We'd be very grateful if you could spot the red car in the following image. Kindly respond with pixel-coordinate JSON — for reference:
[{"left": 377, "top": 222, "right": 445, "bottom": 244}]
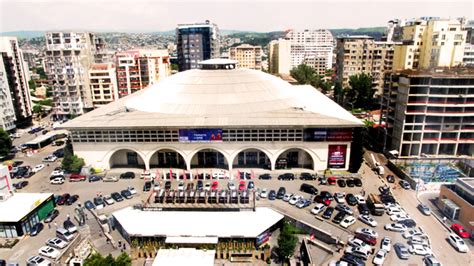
[
  {"left": 451, "top": 223, "right": 470, "bottom": 238},
  {"left": 239, "top": 181, "right": 246, "bottom": 191},
  {"left": 69, "top": 173, "right": 86, "bottom": 182},
  {"left": 328, "top": 177, "right": 337, "bottom": 185},
  {"left": 211, "top": 181, "right": 219, "bottom": 191}
]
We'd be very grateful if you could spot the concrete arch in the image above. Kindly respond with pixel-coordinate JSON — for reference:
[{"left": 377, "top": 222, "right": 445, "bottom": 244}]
[
  {"left": 273, "top": 146, "right": 321, "bottom": 171},
  {"left": 230, "top": 146, "right": 273, "bottom": 169},
  {"left": 105, "top": 146, "right": 147, "bottom": 170},
  {"left": 188, "top": 146, "right": 232, "bottom": 171},
  {"left": 146, "top": 146, "right": 188, "bottom": 170}
]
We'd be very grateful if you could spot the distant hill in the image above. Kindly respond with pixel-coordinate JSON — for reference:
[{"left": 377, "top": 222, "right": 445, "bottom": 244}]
[
  {"left": 329, "top": 27, "right": 386, "bottom": 40},
  {"left": 0, "top": 31, "right": 45, "bottom": 38}
]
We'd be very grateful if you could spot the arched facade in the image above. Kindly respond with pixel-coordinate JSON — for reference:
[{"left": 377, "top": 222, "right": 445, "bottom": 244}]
[
  {"left": 148, "top": 148, "right": 187, "bottom": 169},
  {"left": 273, "top": 147, "right": 318, "bottom": 170},
  {"left": 188, "top": 147, "right": 231, "bottom": 170},
  {"left": 108, "top": 148, "right": 146, "bottom": 169},
  {"left": 231, "top": 148, "right": 272, "bottom": 169}
]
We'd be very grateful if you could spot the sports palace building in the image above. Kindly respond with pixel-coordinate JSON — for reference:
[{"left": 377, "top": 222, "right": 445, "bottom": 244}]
[{"left": 61, "top": 59, "right": 362, "bottom": 173}]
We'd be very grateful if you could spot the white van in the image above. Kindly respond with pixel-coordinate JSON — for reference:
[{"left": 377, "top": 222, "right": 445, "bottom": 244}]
[{"left": 56, "top": 227, "right": 75, "bottom": 242}]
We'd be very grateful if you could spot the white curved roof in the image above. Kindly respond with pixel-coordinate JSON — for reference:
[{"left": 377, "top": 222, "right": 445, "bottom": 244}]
[{"left": 62, "top": 69, "right": 362, "bottom": 129}]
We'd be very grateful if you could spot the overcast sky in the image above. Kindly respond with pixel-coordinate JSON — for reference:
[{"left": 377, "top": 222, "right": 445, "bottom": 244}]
[{"left": 0, "top": 0, "right": 472, "bottom": 32}]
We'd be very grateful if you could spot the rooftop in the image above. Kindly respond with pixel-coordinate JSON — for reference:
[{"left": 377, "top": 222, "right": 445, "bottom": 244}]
[
  {"left": 61, "top": 69, "right": 362, "bottom": 129},
  {"left": 112, "top": 207, "right": 283, "bottom": 238},
  {"left": 152, "top": 248, "right": 215, "bottom": 266},
  {"left": 397, "top": 67, "right": 474, "bottom": 77},
  {"left": 0, "top": 193, "right": 53, "bottom": 222}
]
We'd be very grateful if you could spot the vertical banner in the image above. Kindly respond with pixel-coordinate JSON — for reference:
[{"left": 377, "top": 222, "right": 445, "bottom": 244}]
[{"left": 327, "top": 145, "right": 347, "bottom": 169}]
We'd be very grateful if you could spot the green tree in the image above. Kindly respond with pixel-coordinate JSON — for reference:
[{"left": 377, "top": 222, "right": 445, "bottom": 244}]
[
  {"left": 0, "top": 129, "right": 12, "bottom": 157},
  {"left": 36, "top": 67, "right": 47, "bottom": 79},
  {"left": 46, "top": 86, "right": 53, "bottom": 98},
  {"left": 84, "top": 252, "right": 131, "bottom": 266},
  {"left": 348, "top": 73, "right": 373, "bottom": 109},
  {"left": 62, "top": 143, "right": 85, "bottom": 173},
  {"left": 33, "top": 104, "right": 43, "bottom": 114},
  {"left": 28, "top": 79, "right": 36, "bottom": 91},
  {"left": 334, "top": 80, "right": 344, "bottom": 106},
  {"left": 277, "top": 222, "right": 298, "bottom": 259},
  {"left": 319, "top": 81, "right": 332, "bottom": 94},
  {"left": 171, "top": 63, "right": 178, "bottom": 71},
  {"left": 38, "top": 99, "right": 53, "bottom": 106},
  {"left": 290, "top": 64, "right": 317, "bottom": 85},
  {"left": 115, "top": 252, "right": 132, "bottom": 266}
]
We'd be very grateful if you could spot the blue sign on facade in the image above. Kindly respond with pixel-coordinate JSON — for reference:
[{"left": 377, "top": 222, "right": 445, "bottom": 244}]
[{"left": 178, "top": 128, "right": 223, "bottom": 142}]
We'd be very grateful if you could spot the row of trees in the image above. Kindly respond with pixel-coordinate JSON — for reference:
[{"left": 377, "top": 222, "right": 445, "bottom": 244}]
[
  {"left": 84, "top": 252, "right": 131, "bottom": 266},
  {"left": 290, "top": 64, "right": 375, "bottom": 110},
  {"left": 0, "top": 129, "right": 12, "bottom": 158}
]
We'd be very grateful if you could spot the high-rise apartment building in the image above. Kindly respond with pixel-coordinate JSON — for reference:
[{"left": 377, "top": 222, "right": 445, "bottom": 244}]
[
  {"left": 88, "top": 63, "right": 119, "bottom": 108},
  {"left": 392, "top": 18, "right": 467, "bottom": 70},
  {"left": 229, "top": 44, "right": 262, "bottom": 70},
  {"left": 336, "top": 36, "right": 396, "bottom": 94},
  {"left": 44, "top": 32, "right": 99, "bottom": 117},
  {"left": 0, "top": 37, "right": 32, "bottom": 128},
  {"left": 463, "top": 20, "right": 474, "bottom": 66},
  {"left": 268, "top": 29, "right": 334, "bottom": 76},
  {"left": 0, "top": 60, "right": 16, "bottom": 131},
  {"left": 176, "top": 20, "right": 220, "bottom": 71},
  {"left": 381, "top": 68, "right": 474, "bottom": 158},
  {"left": 116, "top": 49, "right": 170, "bottom": 97}
]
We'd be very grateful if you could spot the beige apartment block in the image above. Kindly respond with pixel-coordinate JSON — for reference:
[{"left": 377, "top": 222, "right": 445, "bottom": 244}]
[
  {"left": 229, "top": 44, "right": 262, "bottom": 70},
  {"left": 393, "top": 18, "right": 466, "bottom": 70},
  {"left": 89, "top": 63, "right": 119, "bottom": 108}
]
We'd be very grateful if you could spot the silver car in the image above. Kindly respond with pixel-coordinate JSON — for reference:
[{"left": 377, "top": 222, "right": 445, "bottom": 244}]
[
  {"left": 418, "top": 204, "right": 431, "bottom": 216},
  {"left": 394, "top": 243, "right": 410, "bottom": 260}
]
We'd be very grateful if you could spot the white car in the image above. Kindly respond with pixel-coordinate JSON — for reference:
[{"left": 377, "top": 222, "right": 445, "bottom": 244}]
[
  {"left": 384, "top": 202, "right": 400, "bottom": 210},
  {"left": 380, "top": 236, "right": 391, "bottom": 253},
  {"left": 127, "top": 186, "right": 137, "bottom": 195},
  {"left": 212, "top": 172, "right": 227, "bottom": 179},
  {"left": 340, "top": 216, "right": 356, "bottom": 228},
  {"left": 390, "top": 213, "right": 410, "bottom": 222},
  {"left": 26, "top": 256, "right": 51, "bottom": 266},
  {"left": 348, "top": 237, "right": 372, "bottom": 253},
  {"left": 328, "top": 260, "right": 349, "bottom": 266},
  {"left": 51, "top": 169, "right": 64, "bottom": 176},
  {"left": 104, "top": 195, "right": 115, "bottom": 205},
  {"left": 204, "top": 182, "right": 211, "bottom": 191},
  {"left": 227, "top": 182, "right": 236, "bottom": 190},
  {"left": 311, "top": 203, "right": 326, "bottom": 215},
  {"left": 260, "top": 188, "right": 268, "bottom": 198},
  {"left": 384, "top": 223, "right": 407, "bottom": 232},
  {"left": 50, "top": 177, "right": 64, "bottom": 184},
  {"left": 356, "top": 227, "right": 379, "bottom": 238},
  {"left": 408, "top": 244, "right": 432, "bottom": 256},
  {"left": 177, "top": 182, "right": 185, "bottom": 191},
  {"left": 38, "top": 246, "right": 61, "bottom": 259},
  {"left": 355, "top": 195, "right": 366, "bottom": 204},
  {"left": 408, "top": 237, "right": 430, "bottom": 247},
  {"left": 403, "top": 229, "right": 424, "bottom": 239},
  {"left": 447, "top": 233, "right": 468, "bottom": 253},
  {"left": 289, "top": 195, "right": 302, "bottom": 205},
  {"left": 43, "top": 155, "right": 58, "bottom": 162},
  {"left": 32, "top": 164, "right": 45, "bottom": 173},
  {"left": 283, "top": 193, "right": 292, "bottom": 202},
  {"left": 334, "top": 192, "right": 346, "bottom": 203},
  {"left": 344, "top": 246, "right": 370, "bottom": 260},
  {"left": 372, "top": 249, "right": 387, "bottom": 265},
  {"left": 387, "top": 206, "right": 406, "bottom": 216},
  {"left": 358, "top": 214, "right": 378, "bottom": 227},
  {"left": 46, "top": 237, "right": 68, "bottom": 249}
]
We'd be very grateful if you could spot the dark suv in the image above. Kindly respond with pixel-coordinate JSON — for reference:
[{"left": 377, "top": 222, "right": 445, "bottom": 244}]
[
  {"left": 300, "top": 183, "right": 318, "bottom": 195},
  {"left": 300, "top": 172, "right": 316, "bottom": 180},
  {"left": 278, "top": 173, "right": 295, "bottom": 180},
  {"left": 120, "top": 172, "right": 135, "bottom": 179},
  {"left": 276, "top": 187, "right": 286, "bottom": 199}
]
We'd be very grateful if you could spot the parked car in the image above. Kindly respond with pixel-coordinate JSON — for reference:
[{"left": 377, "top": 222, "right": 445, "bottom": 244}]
[
  {"left": 327, "top": 177, "right": 337, "bottom": 185},
  {"left": 283, "top": 193, "right": 292, "bottom": 202},
  {"left": 423, "top": 255, "right": 442, "bottom": 266},
  {"left": 346, "top": 178, "right": 355, "bottom": 187},
  {"left": 373, "top": 249, "right": 387, "bottom": 265},
  {"left": 386, "top": 175, "right": 395, "bottom": 183},
  {"left": 300, "top": 172, "right": 316, "bottom": 180},
  {"left": 43, "top": 155, "right": 58, "bottom": 162},
  {"left": 238, "top": 181, "right": 246, "bottom": 191},
  {"left": 417, "top": 204, "right": 431, "bottom": 216},
  {"left": 384, "top": 223, "right": 407, "bottom": 232},
  {"left": 314, "top": 195, "right": 331, "bottom": 206},
  {"left": 69, "top": 173, "right": 86, "bottom": 182},
  {"left": 13, "top": 181, "right": 28, "bottom": 189},
  {"left": 380, "top": 236, "right": 391, "bottom": 252},
  {"left": 340, "top": 216, "right": 356, "bottom": 228},
  {"left": 337, "top": 179, "right": 347, "bottom": 187},
  {"left": 322, "top": 207, "right": 335, "bottom": 219},
  {"left": 268, "top": 190, "right": 276, "bottom": 200},
  {"left": 334, "top": 192, "right": 346, "bottom": 204},
  {"left": 84, "top": 200, "right": 95, "bottom": 210},
  {"left": 258, "top": 173, "right": 272, "bottom": 180},
  {"left": 353, "top": 178, "right": 363, "bottom": 187},
  {"left": 451, "top": 223, "right": 470, "bottom": 238},
  {"left": 340, "top": 254, "right": 365, "bottom": 266},
  {"left": 50, "top": 176, "right": 65, "bottom": 184},
  {"left": 44, "top": 210, "right": 59, "bottom": 223},
  {"left": 356, "top": 227, "right": 379, "bottom": 238},
  {"left": 394, "top": 243, "right": 410, "bottom": 260},
  {"left": 197, "top": 180, "right": 203, "bottom": 190},
  {"left": 102, "top": 175, "right": 119, "bottom": 182},
  {"left": 278, "top": 173, "right": 295, "bottom": 180},
  {"left": 355, "top": 233, "right": 377, "bottom": 246},
  {"left": 32, "top": 164, "right": 45, "bottom": 173},
  {"left": 333, "top": 211, "right": 346, "bottom": 224},
  {"left": 63, "top": 220, "right": 77, "bottom": 233},
  {"left": 346, "top": 194, "right": 358, "bottom": 206},
  {"left": 88, "top": 175, "right": 102, "bottom": 182},
  {"left": 295, "top": 198, "right": 311, "bottom": 208},
  {"left": 104, "top": 195, "right": 115, "bottom": 205},
  {"left": 276, "top": 187, "right": 286, "bottom": 199},
  {"left": 38, "top": 246, "right": 61, "bottom": 259},
  {"left": 344, "top": 246, "right": 370, "bottom": 260},
  {"left": 30, "top": 223, "right": 44, "bottom": 236},
  {"left": 247, "top": 181, "right": 255, "bottom": 190},
  {"left": 400, "top": 218, "right": 417, "bottom": 228},
  {"left": 143, "top": 181, "right": 152, "bottom": 192},
  {"left": 358, "top": 214, "right": 378, "bottom": 227},
  {"left": 120, "top": 189, "right": 132, "bottom": 199},
  {"left": 348, "top": 237, "right": 372, "bottom": 253},
  {"left": 300, "top": 183, "right": 318, "bottom": 195},
  {"left": 358, "top": 203, "right": 370, "bottom": 215},
  {"left": 65, "top": 195, "right": 79, "bottom": 205},
  {"left": 447, "top": 233, "right": 468, "bottom": 252},
  {"left": 408, "top": 244, "right": 433, "bottom": 256},
  {"left": 26, "top": 256, "right": 51, "bottom": 266},
  {"left": 93, "top": 197, "right": 105, "bottom": 209},
  {"left": 120, "top": 172, "right": 135, "bottom": 179},
  {"left": 46, "top": 237, "right": 68, "bottom": 249},
  {"left": 57, "top": 193, "right": 71, "bottom": 205},
  {"left": 311, "top": 203, "right": 326, "bottom": 215},
  {"left": 399, "top": 180, "right": 411, "bottom": 189}
]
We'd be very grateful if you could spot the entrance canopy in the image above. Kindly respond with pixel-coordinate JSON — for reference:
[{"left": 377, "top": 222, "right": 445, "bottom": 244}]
[
  {"left": 165, "top": 236, "right": 218, "bottom": 244},
  {"left": 113, "top": 207, "right": 283, "bottom": 238},
  {"left": 153, "top": 248, "right": 215, "bottom": 266}
]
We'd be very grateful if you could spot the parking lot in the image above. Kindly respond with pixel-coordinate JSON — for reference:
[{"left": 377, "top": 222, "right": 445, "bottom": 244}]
[{"left": 0, "top": 130, "right": 472, "bottom": 265}]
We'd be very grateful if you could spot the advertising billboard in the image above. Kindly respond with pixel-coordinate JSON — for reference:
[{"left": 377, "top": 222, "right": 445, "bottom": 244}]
[
  {"left": 304, "top": 128, "right": 352, "bottom": 142},
  {"left": 178, "top": 128, "right": 223, "bottom": 142},
  {"left": 327, "top": 145, "right": 347, "bottom": 169}
]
